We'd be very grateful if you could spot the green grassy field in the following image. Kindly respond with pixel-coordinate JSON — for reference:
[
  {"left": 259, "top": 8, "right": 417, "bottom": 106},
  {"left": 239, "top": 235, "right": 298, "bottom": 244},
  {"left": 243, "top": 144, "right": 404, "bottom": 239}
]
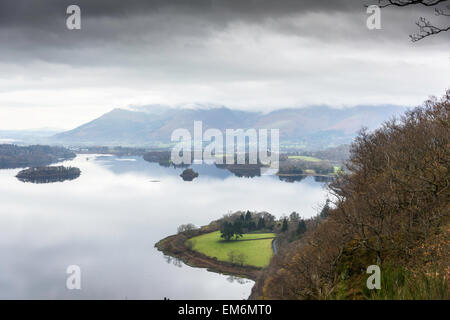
[
  {"left": 188, "top": 231, "right": 275, "bottom": 268},
  {"left": 333, "top": 165, "right": 343, "bottom": 174},
  {"left": 287, "top": 155, "right": 321, "bottom": 162}
]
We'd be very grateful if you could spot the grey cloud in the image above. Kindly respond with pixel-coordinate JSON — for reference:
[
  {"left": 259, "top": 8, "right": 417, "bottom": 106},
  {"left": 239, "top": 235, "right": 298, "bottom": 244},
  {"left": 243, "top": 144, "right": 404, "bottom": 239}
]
[
  {"left": 0, "top": 0, "right": 448, "bottom": 130},
  {"left": 0, "top": 0, "right": 360, "bottom": 25},
  {"left": 1, "top": 0, "right": 446, "bottom": 67}
]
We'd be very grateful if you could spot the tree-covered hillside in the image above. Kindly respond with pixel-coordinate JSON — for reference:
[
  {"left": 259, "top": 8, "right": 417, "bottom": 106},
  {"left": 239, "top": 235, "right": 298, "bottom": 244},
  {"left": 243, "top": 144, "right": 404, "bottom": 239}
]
[
  {"left": 252, "top": 91, "right": 449, "bottom": 300},
  {"left": 0, "top": 144, "right": 75, "bottom": 169}
]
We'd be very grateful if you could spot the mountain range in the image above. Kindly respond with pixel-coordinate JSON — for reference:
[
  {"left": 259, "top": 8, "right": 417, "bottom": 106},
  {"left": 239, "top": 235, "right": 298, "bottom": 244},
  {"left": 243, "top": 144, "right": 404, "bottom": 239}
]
[
  {"left": 50, "top": 104, "right": 408, "bottom": 149},
  {"left": 0, "top": 104, "right": 409, "bottom": 150}
]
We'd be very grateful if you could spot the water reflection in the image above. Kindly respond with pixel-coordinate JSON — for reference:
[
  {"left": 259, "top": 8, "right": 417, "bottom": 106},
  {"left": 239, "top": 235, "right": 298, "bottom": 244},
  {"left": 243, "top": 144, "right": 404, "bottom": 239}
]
[
  {"left": 278, "top": 175, "right": 307, "bottom": 183},
  {"left": 226, "top": 276, "right": 250, "bottom": 285},
  {"left": 0, "top": 155, "right": 329, "bottom": 299},
  {"left": 164, "top": 255, "right": 183, "bottom": 268}
]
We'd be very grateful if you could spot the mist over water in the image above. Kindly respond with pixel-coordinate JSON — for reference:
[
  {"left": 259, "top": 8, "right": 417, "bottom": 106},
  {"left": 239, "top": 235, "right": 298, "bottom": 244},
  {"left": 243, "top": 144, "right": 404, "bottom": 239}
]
[{"left": 0, "top": 155, "right": 329, "bottom": 299}]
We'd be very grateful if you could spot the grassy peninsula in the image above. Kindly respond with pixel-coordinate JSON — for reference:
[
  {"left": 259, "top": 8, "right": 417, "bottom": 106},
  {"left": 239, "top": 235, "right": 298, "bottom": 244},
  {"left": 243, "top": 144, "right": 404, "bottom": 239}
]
[
  {"left": 155, "top": 211, "right": 282, "bottom": 280},
  {"left": 188, "top": 231, "right": 275, "bottom": 268}
]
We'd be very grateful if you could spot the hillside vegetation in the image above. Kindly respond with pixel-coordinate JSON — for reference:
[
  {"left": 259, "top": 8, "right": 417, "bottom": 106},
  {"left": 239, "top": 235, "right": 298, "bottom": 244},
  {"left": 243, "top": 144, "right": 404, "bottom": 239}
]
[
  {"left": 252, "top": 91, "right": 449, "bottom": 300},
  {"left": 0, "top": 144, "right": 75, "bottom": 169}
]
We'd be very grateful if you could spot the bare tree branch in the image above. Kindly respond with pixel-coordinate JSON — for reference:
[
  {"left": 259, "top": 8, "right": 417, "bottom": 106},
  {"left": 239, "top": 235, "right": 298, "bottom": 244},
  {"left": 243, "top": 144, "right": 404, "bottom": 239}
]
[
  {"left": 375, "top": 0, "right": 450, "bottom": 41},
  {"left": 410, "top": 16, "right": 450, "bottom": 41},
  {"left": 377, "top": 0, "right": 448, "bottom": 8}
]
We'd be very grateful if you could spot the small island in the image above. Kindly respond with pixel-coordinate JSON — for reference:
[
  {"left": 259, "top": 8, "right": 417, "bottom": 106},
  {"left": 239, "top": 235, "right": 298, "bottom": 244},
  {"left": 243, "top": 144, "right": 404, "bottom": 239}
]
[
  {"left": 16, "top": 166, "right": 81, "bottom": 183},
  {"left": 215, "top": 163, "right": 263, "bottom": 178},
  {"left": 141, "top": 149, "right": 344, "bottom": 180},
  {"left": 143, "top": 151, "right": 190, "bottom": 168},
  {"left": 180, "top": 168, "right": 199, "bottom": 181}
]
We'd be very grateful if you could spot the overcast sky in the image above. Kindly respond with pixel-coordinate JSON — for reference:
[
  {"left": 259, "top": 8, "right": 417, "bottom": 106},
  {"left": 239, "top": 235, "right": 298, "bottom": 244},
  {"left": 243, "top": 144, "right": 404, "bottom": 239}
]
[{"left": 0, "top": 0, "right": 449, "bottom": 130}]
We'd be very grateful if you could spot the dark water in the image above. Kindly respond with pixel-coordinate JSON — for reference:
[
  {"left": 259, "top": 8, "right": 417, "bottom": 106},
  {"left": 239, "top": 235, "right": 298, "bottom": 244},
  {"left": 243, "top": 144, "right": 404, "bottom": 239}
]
[{"left": 0, "top": 155, "right": 329, "bottom": 299}]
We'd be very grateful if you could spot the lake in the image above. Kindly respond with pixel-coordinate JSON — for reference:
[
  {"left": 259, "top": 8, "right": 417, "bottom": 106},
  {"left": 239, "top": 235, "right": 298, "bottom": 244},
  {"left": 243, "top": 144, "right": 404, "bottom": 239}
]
[{"left": 0, "top": 155, "right": 329, "bottom": 299}]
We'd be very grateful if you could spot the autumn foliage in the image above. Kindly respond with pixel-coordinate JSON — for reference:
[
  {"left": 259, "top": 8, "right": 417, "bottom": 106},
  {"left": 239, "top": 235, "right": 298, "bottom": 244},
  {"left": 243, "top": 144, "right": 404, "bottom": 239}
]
[{"left": 252, "top": 91, "right": 449, "bottom": 300}]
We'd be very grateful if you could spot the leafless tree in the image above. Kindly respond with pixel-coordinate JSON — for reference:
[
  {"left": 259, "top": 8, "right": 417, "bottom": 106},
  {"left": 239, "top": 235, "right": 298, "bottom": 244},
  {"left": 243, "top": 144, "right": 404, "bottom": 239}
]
[{"left": 376, "top": 0, "right": 450, "bottom": 41}]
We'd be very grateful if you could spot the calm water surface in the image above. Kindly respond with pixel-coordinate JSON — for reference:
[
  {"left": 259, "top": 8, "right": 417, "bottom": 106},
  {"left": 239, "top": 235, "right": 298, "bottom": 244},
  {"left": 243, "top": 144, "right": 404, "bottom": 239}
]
[{"left": 0, "top": 155, "right": 329, "bottom": 299}]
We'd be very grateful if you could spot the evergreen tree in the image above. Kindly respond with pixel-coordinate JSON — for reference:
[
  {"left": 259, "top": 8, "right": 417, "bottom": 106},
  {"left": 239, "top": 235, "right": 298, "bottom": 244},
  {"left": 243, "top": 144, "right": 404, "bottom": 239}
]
[
  {"left": 245, "top": 210, "right": 252, "bottom": 222},
  {"left": 320, "top": 199, "right": 331, "bottom": 219},
  {"left": 220, "top": 220, "right": 244, "bottom": 241},
  {"left": 220, "top": 221, "right": 234, "bottom": 241},
  {"left": 232, "top": 221, "right": 243, "bottom": 239},
  {"left": 296, "top": 219, "right": 307, "bottom": 236},
  {"left": 244, "top": 210, "right": 253, "bottom": 230},
  {"left": 257, "top": 217, "right": 265, "bottom": 230},
  {"left": 281, "top": 218, "right": 288, "bottom": 232}
]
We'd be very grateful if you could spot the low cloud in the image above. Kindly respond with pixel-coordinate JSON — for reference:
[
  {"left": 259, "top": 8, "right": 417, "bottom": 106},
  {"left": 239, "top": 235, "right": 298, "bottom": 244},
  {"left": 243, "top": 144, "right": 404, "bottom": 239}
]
[{"left": 0, "top": 0, "right": 449, "bottom": 129}]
